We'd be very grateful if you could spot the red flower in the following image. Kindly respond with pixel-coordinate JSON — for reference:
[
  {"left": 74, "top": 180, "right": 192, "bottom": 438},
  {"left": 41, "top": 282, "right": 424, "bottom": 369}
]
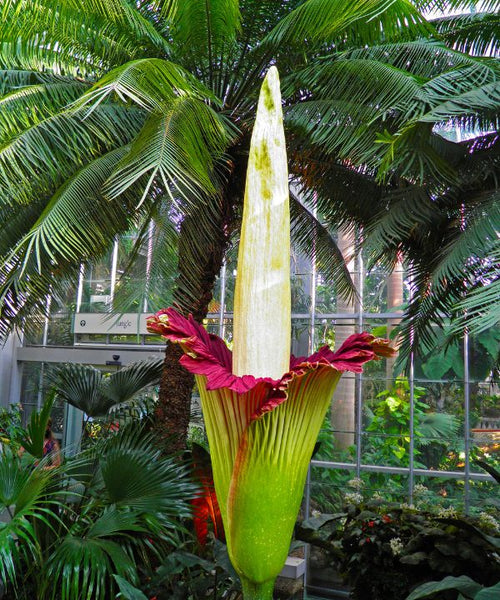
[
  {"left": 147, "top": 308, "right": 396, "bottom": 421},
  {"left": 382, "top": 514, "right": 392, "bottom": 523},
  {"left": 367, "top": 520, "right": 375, "bottom": 527},
  {"left": 191, "top": 444, "right": 225, "bottom": 546}
]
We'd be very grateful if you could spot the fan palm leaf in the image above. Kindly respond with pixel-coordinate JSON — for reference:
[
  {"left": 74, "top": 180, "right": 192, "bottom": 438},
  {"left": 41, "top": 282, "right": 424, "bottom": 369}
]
[
  {"left": 99, "top": 432, "right": 194, "bottom": 518},
  {"left": 0, "top": 459, "right": 61, "bottom": 592},
  {"left": 46, "top": 536, "right": 136, "bottom": 600},
  {"left": 48, "top": 359, "right": 163, "bottom": 417}
]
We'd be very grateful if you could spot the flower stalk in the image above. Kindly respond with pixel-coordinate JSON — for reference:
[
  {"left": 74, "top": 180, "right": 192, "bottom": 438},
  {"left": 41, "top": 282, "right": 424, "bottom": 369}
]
[
  {"left": 233, "top": 66, "right": 291, "bottom": 380},
  {"left": 148, "top": 67, "right": 395, "bottom": 600}
]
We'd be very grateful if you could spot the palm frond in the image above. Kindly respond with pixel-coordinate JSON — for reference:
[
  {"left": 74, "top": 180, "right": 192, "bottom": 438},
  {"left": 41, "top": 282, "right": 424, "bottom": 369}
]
[
  {"left": 265, "top": 0, "right": 434, "bottom": 49},
  {"left": 168, "top": 0, "right": 241, "bottom": 63},
  {"left": 112, "top": 212, "right": 179, "bottom": 315},
  {"left": 105, "top": 98, "right": 233, "bottom": 203},
  {"left": 0, "top": 69, "right": 67, "bottom": 96},
  {"left": 376, "top": 122, "right": 464, "bottom": 183},
  {"left": 418, "top": 412, "right": 460, "bottom": 444},
  {"left": 46, "top": 536, "right": 136, "bottom": 600},
  {"left": 289, "top": 192, "right": 357, "bottom": 303},
  {"left": 49, "top": 359, "right": 162, "bottom": 417},
  {"left": 0, "top": 0, "right": 169, "bottom": 74},
  {"left": 364, "top": 186, "right": 439, "bottom": 261},
  {"left": 0, "top": 81, "right": 89, "bottom": 140},
  {"left": 432, "top": 192, "right": 500, "bottom": 285},
  {"left": 452, "top": 267, "right": 500, "bottom": 335},
  {"left": 0, "top": 148, "right": 143, "bottom": 341},
  {"left": 78, "top": 58, "right": 218, "bottom": 114},
  {"left": 0, "top": 459, "right": 59, "bottom": 592},
  {"left": 0, "top": 104, "right": 144, "bottom": 206},
  {"left": 101, "top": 359, "right": 163, "bottom": 405},
  {"left": 18, "top": 396, "right": 55, "bottom": 459},
  {"left": 48, "top": 364, "right": 106, "bottom": 417},
  {"left": 4, "top": 147, "right": 131, "bottom": 274},
  {"left": 392, "top": 273, "right": 461, "bottom": 370},
  {"left": 416, "top": 1, "right": 500, "bottom": 15},
  {"left": 98, "top": 427, "right": 195, "bottom": 518},
  {"left": 432, "top": 12, "right": 500, "bottom": 57},
  {"left": 287, "top": 58, "right": 425, "bottom": 122},
  {"left": 339, "top": 39, "right": 490, "bottom": 78},
  {"left": 289, "top": 153, "right": 384, "bottom": 229}
]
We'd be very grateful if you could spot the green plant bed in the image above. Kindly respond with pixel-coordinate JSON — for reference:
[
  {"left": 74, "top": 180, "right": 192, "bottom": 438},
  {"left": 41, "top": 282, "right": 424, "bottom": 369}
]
[{"left": 297, "top": 502, "right": 500, "bottom": 600}]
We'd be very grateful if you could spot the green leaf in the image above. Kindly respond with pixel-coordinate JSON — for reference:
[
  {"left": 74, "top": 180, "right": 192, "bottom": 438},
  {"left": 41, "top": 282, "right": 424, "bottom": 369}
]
[
  {"left": 406, "top": 576, "right": 483, "bottom": 600},
  {"left": 476, "top": 582, "right": 500, "bottom": 600},
  {"left": 113, "top": 575, "right": 148, "bottom": 600},
  {"left": 18, "top": 395, "right": 55, "bottom": 459}
]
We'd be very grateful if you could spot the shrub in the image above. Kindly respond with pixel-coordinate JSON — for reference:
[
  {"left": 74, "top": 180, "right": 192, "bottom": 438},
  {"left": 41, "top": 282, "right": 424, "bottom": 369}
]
[{"left": 297, "top": 501, "right": 500, "bottom": 600}]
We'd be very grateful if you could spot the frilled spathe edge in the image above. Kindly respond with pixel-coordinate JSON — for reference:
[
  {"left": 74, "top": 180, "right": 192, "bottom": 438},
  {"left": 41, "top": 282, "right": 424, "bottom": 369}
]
[{"left": 147, "top": 307, "right": 395, "bottom": 399}]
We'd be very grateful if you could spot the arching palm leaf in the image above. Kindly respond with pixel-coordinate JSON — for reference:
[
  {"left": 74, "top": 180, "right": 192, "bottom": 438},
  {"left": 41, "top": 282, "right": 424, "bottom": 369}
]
[
  {"left": 433, "top": 12, "right": 500, "bottom": 57},
  {"left": 265, "top": 0, "right": 433, "bottom": 48},
  {"left": 289, "top": 192, "right": 357, "bottom": 302},
  {"left": 104, "top": 98, "right": 234, "bottom": 203},
  {"left": 0, "top": 459, "right": 60, "bottom": 592}
]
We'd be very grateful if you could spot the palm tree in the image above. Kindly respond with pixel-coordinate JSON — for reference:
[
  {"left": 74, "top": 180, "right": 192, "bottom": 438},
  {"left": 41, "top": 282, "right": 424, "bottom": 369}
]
[
  {"left": 0, "top": 0, "right": 497, "bottom": 449},
  {"left": 287, "top": 0, "right": 500, "bottom": 368},
  {"left": 48, "top": 358, "right": 163, "bottom": 418},
  {"left": 0, "top": 420, "right": 195, "bottom": 599}
]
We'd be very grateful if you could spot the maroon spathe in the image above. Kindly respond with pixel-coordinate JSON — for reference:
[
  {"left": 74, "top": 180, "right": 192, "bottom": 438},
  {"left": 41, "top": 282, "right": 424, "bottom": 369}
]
[{"left": 147, "top": 307, "right": 395, "bottom": 422}]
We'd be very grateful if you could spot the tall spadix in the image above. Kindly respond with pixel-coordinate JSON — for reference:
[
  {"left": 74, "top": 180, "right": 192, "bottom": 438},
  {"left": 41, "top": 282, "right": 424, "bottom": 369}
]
[{"left": 232, "top": 66, "right": 291, "bottom": 379}]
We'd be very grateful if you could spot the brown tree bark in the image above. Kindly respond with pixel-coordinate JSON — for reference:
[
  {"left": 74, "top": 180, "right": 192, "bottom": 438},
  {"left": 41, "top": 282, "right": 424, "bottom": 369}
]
[
  {"left": 153, "top": 203, "right": 230, "bottom": 453},
  {"left": 153, "top": 152, "right": 247, "bottom": 453},
  {"left": 386, "top": 256, "right": 404, "bottom": 381},
  {"left": 331, "top": 226, "right": 357, "bottom": 450}
]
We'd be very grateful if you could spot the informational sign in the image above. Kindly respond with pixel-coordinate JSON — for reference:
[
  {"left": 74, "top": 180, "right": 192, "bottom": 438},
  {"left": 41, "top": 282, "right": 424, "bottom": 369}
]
[{"left": 72, "top": 313, "right": 152, "bottom": 335}]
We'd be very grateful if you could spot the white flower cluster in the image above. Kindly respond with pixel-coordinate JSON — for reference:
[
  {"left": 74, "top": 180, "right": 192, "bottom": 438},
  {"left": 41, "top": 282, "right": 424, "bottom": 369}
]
[
  {"left": 372, "top": 491, "right": 384, "bottom": 501},
  {"left": 347, "top": 477, "right": 363, "bottom": 490},
  {"left": 389, "top": 537, "right": 404, "bottom": 556},
  {"left": 478, "top": 512, "right": 500, "bottom": 533},
  {"left": 400, "top": 502, "right": 415, "bottom": 510},
  {"left": 437, "top": 506, "right": 458, "bottom": 519},
  {"left": 344, "top": 492, "right": 363, "bottom": 504},
  {"left": 412, "top": 483, "right": 429, "bottom": 497}
]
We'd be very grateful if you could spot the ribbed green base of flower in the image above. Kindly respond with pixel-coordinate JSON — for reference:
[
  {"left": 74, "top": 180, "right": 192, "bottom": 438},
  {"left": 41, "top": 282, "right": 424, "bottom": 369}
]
[{"left": 241, "top": 577, "right": 275, "bottom": 600}]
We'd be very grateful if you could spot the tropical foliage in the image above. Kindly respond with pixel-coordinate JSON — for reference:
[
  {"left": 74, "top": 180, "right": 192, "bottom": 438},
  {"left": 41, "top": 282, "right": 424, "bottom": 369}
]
[
  {"left": 0, "top": 415, "right": 195, "bottom": 600},
  {"left": 0, "top": 0, "right": 498, "bottom": 442},
  {"left": 297, "top": 500, "right": 500, "bottom": 600},
  {"left": 48, "top": 358, "right": 163, "bottom": 418}
]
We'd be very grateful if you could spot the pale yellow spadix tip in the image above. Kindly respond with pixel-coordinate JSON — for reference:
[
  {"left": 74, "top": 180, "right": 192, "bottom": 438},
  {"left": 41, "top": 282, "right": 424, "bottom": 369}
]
[{"left": 232, "top": 66, "right": 291, "bottom": 379}]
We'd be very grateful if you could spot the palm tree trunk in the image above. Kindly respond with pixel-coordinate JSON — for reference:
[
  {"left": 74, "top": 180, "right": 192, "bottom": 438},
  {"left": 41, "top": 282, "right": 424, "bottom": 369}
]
[
  {"left": 331, "top": 226, "right": 357, "bottom": 450},
  {"left": 153, "top": 198, "right": 235, "bottom": 453},
  {"left": 386, "top": 256, "right": 404, "bottom": 381}
]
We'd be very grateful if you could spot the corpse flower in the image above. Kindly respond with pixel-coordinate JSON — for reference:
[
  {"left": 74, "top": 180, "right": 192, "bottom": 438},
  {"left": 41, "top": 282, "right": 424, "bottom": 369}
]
[{"left": 148, "top": 67, "right": 395, "bottom": 600}]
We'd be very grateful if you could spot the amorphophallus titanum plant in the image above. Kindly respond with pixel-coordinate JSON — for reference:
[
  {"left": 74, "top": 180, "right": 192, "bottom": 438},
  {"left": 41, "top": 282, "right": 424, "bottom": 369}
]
[{"left": 148, "top": 67, "right": 395, "bottom": 600}]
